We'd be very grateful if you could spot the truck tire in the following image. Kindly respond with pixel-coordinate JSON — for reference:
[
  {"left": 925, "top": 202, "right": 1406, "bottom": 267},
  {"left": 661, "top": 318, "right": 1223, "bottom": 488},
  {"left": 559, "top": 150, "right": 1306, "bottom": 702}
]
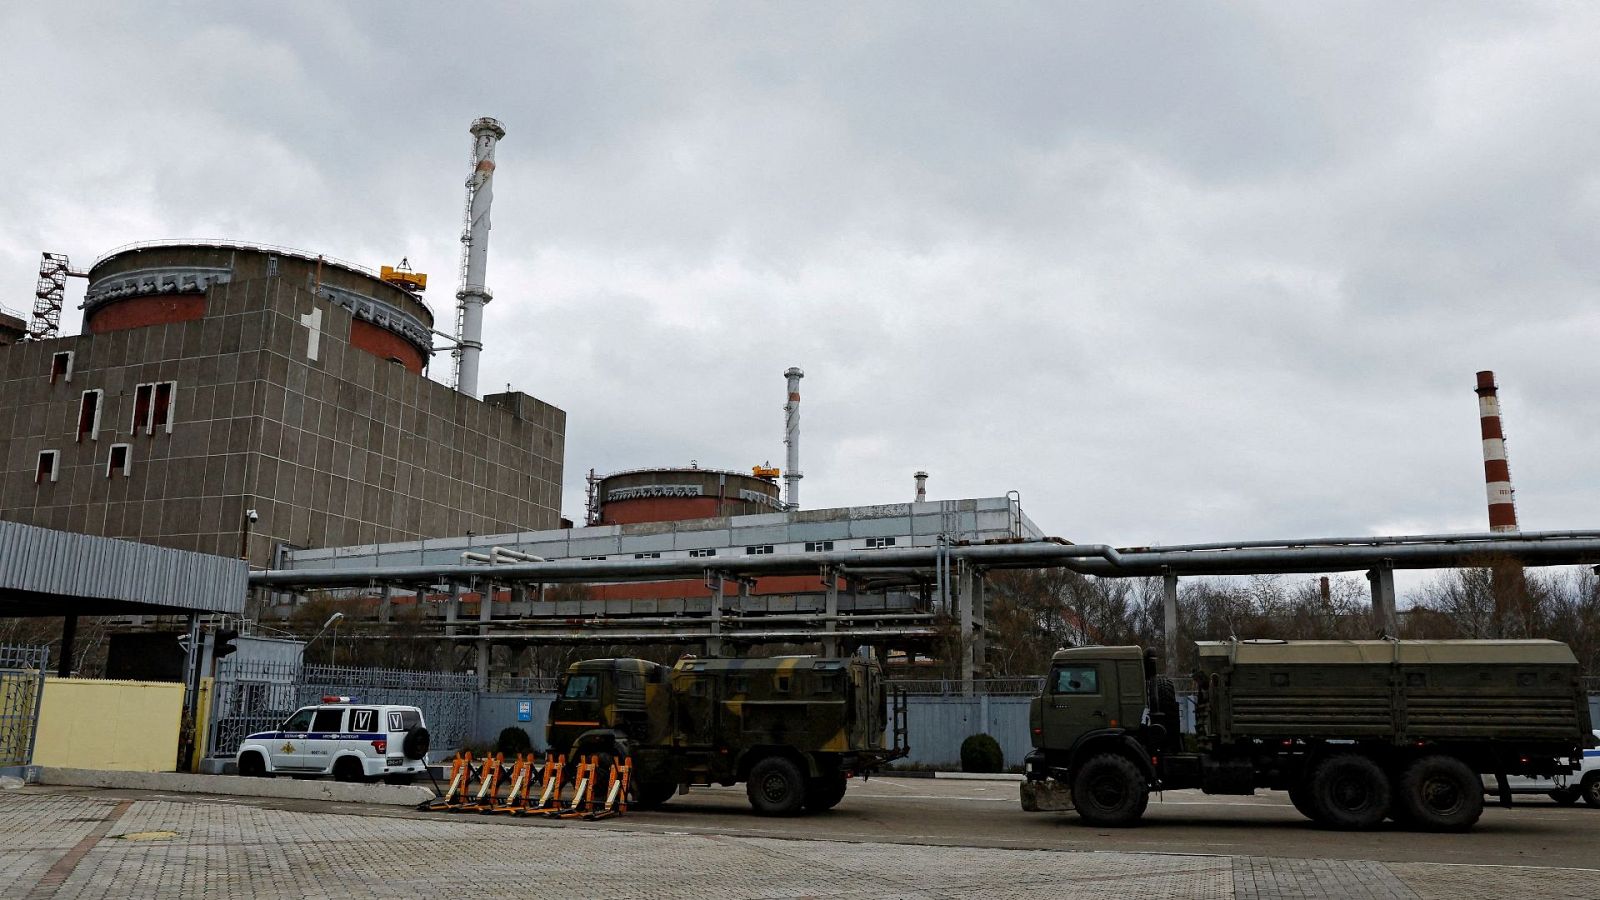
[
  {"left": 747, "top": 756, "right": 806, "bottom": 816},
  {"left": 1288, "top": 782, "right": 1319, "bottom": 821},
  {"left": 1396, "top": 755, "right": 1482, "bottom": 831},
  {"left": 633, "top": 780, "right": 677, "bottom": 810},
  {"left": 1582, "top": 774, "right": 1600, "bottom": 809},
  {"left": 804, "top": 774, "right": 848, "bottom": 812},
  {"left": 1071, "top": 753, "right": 1149, "bottom": 827},
  {"left": 1308, "top": 754, "right": 1389, "bottom": 830}
]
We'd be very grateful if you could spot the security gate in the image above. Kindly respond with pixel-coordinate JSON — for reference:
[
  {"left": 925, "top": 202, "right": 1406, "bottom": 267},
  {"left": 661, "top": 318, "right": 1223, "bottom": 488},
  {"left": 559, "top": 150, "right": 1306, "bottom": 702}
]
[
  {"left": 0, "top": 643, "right": 49, "bottom": 768},
  {"left": 208, "top": 659, "right": 477, "bottom": 759}
]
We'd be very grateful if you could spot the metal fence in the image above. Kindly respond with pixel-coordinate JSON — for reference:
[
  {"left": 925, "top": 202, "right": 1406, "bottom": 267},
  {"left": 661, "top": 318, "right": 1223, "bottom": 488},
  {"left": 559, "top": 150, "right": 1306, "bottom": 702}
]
[
  {"left": 208, "top": 659, "right": 477, "bottom": 759},
  {"left": 0, "top": 644, "right": 49, "bottom": 768}
]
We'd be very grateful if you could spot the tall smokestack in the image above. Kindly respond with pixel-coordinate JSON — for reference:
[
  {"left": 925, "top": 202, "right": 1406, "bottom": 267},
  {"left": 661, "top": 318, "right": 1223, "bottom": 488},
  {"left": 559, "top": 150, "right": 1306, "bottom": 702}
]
[
  {"left": 453, "top": 116, "right": 506, "bottom": 397},
  {"left": 783, "top": 367, "right": 804, "bottom": 510},
  {"left": 1474, "top": 370, "right": 1519, "bottom": 533},
  {"left": 914, "top": 471, "right": 928, "bottom": 502}
]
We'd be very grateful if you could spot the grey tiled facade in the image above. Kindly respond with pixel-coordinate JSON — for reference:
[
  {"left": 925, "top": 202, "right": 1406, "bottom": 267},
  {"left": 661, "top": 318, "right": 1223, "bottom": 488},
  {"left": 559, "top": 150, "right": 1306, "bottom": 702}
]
[{"left": 0, "top": 276, "right": 564, "bottom": 565}]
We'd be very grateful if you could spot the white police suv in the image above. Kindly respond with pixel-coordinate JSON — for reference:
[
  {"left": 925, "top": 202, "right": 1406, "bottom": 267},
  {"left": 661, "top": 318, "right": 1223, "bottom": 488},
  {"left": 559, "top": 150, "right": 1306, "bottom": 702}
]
[
  {"left": 1489, "top": 729, "right": 1600, "bottom": 807},
  {"left": 236, "top": 697, "right": 431, "bottom": 784}
]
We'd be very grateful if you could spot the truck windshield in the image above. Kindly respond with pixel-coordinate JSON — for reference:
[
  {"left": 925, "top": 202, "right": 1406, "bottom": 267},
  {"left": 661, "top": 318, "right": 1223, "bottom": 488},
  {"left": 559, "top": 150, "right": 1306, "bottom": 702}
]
[
  {"left": 1052, "top": 667, "right": 1098, "bottom": 694},
  {"left": 562, "top": 675, "right": 599, "bottom": 699}
]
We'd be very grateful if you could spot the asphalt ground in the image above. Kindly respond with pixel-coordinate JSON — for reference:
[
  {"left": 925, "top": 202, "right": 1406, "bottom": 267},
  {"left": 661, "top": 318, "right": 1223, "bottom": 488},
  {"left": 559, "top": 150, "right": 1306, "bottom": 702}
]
[{"left": 5, "top": 778, "right": 1597, "bottom": 898}]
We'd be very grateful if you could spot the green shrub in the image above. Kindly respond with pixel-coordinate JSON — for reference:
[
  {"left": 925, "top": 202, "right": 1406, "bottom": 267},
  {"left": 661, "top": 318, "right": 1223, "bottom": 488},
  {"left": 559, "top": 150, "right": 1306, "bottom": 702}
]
[
  {"left": 960, "top": 733, "right": 1004, "bottom": 773},
  {"left": 496, "top": 726, "right": 535, "bottom": 757}
]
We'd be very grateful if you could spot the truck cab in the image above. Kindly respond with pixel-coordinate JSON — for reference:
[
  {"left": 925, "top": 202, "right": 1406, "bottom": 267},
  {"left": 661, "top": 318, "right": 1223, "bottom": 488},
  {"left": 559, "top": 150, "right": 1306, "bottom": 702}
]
[{"left": 546, "top": 657, "right": 671, "bottom": 759}]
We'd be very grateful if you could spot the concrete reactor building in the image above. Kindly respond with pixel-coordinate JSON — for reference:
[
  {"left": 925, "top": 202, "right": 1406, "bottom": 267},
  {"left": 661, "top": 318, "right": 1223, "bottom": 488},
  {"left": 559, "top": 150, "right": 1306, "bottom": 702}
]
[{"left": 0, "top": 118, "right": 566, "bottom": 566}]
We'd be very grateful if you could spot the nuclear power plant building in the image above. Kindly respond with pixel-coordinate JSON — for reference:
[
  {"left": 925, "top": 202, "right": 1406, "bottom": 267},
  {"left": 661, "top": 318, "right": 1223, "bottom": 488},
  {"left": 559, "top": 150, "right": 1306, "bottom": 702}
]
[{"left": 0, "top": 241, "right": 565, "bottom": 565}]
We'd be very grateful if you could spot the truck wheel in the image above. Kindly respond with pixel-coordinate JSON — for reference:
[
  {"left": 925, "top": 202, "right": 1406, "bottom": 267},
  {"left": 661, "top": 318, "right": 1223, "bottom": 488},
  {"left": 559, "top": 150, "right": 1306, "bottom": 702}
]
[
  {"left": 1308, "top": 754, "right": 1390, "bottom": 830},
  {"left": 1288, "top": 782, "right": 1319, "bottom": 821},
  {"left": 1071, "top": 754, "right": 1149, "bottom": 827},
  {"left": 633, "top": 780, "right": 677, "bottom": 811},
  {"left": 1396, "top": 755, "right": 1482, "bottom": 831},
  {"left": 238, "top": 752, "right": 269, "bottom": 778},
  {"left": 747, "top": 756, "right": 806, "bottom": 816},
  {"left": 803, "top": 774, "right": 848, "bottom": 812},
  {"left": 1582, "top": 775, "right": 1600, "bottom": 809}
]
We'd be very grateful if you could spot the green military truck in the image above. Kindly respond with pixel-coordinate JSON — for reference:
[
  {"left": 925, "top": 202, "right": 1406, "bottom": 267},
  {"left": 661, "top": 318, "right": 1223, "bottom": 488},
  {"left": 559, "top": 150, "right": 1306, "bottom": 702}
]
[
  {"left": 1021, "top": 639, "right": 1594, "bottom": 831},
  {"left": 546, "top": 655, "right": 907, "bottom": 815}
]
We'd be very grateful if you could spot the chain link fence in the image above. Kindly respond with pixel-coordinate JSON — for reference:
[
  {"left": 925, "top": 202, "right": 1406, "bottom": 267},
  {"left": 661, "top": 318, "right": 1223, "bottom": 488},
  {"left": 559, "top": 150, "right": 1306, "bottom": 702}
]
[
  {"left": 0, "top": 643, "right": 49, "bottom": 768},
  {"left": 208, "top": 659, "right": 477, "bottom": 759}
]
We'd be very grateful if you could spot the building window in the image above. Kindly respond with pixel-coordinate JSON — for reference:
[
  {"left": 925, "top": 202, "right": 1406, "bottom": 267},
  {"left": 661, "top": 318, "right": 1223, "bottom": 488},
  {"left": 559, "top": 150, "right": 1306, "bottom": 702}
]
[
  {"left": 804, "top": 541, "right": 834, "bottom": 553},
  {"left": 267, "top": 255, "right": 279, "bottom": 276},
  {"left": 107, "top": 443, "right": 131, "bottom": 478},
  {"left": 77, "top": 389, "right": 103, "bottom": 442},
  {"left": 580, "top": 555, "right": 607, "bottom": 561},
  {"left": 132, "top": 381, "right": 177, "bottom": 434},
  {"left": 865, "top": 537, "right": 897, "bottom": 549},
  {"left": 634, "top": 552, "right": 661, "bottom": 559},
  {"left": 745, "top": 545, "right": 774, "bottom": 556},
  {"left": 688, "top": 548, "right": 717, "bottom": 558},
  {"left": 50, "top": 351, "right": 73, "bottom": 384},
  {"left": 35, "top": 450, "right": 59, "bottom": 484}
]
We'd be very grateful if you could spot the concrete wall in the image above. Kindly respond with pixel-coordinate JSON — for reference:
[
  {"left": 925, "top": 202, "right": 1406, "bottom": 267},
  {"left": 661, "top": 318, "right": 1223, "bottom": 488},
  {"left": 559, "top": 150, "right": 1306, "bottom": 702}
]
[{"left": 33, "top": 677, "right": 184, "bottom": 771}]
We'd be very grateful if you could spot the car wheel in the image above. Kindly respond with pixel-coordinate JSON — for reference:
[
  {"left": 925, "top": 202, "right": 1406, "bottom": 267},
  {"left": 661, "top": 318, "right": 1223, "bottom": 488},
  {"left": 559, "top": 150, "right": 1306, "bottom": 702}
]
[
  {"left": 1396, "top": 755, "right": 1482, "bottom": 831},
  {"left": 1308, "top": 754, "right": 1390, "bottom": 830},
  {"left": 402, "top": 726, "right": 431, "bottom": 761},
  {"left": 333, "top": 757, "right": 366, "bottom": 783},
  {"left": 238, "top": 752, "right": 269, "bottom": 778},
  {"left": 746, "top": 756, "right": 806, "bottom": 816},
  {"left": 1549, "top": 788, "right": 1581, "bottom": 806},
  {"left": 1583, "top": 775, "right": 1600, "bottom": 810}
]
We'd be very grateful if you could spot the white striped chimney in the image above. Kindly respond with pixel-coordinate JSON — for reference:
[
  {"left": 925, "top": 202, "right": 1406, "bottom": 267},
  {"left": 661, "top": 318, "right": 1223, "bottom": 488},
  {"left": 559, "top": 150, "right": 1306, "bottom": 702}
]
[
  {"left": 783, "top": 367, "right": 804, "bottom": 510},
  {"left": 455, "top": 116, "right": 505, "bottom": 397},
  {"left": 914, "top": 471, "right": 928, "bottom": 502},
  {"left": 1474, "top": 370, "right": 1519, "bottom": 533}
]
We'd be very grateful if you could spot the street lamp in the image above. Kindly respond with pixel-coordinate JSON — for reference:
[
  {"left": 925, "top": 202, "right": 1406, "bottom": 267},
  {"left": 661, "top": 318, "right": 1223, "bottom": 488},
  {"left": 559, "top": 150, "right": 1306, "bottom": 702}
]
[{"left": 304, "top": 612, "right": 344, "bottom": 665}]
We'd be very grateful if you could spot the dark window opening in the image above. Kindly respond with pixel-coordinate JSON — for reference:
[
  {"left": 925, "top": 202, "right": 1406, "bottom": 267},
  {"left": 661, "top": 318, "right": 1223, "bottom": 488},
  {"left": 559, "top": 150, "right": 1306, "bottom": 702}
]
[
  {"left": 805, "top": 541, "right": 834, "bottom": 552},
  {"left": 132, "top": 383, "right": 153, "bottom": 433},
  {"left": 35, "top": 451, "right": 58, "bottom": 485},
  {"left": 1051, "top": 666, "right": 1099, "bottom": 695},
  {"left": 107, "top": 444, "right": 130, "bottom": 478},
  {"left": 561, "top": 675, "right": 599, "bottom": 699},
  {"left": 745, "top": 544, "right": 774, "bottom": 555},
  {"left": 310, "top": 709, "right": 345, "bottom": 732},
  {"left": 50, "top": 352, "right": 73, "bottom": 384},
  {"left": 866, "top": 536, "right": 897, "bottom": 549},
  {"left": 152, "top": 381, "right": 175, "bottom": 433},
  {"left": 775, "top": 676, "right": 791, "bottom": 693},
  {"left": 689, "top": 548, "right": 716, "bottom": 558},
  {"left": 77, "top": 390, "right": 101, "bottom": 442},
  {"left": 280, "top": 709, "right": 314, "bottom": 732},
  {"left": 634, "top": 552, "right": 661, "bottom": 559}
]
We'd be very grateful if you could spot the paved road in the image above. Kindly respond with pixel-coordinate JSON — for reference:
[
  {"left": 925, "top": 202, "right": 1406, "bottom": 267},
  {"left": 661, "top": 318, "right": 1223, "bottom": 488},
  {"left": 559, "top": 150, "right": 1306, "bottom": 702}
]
[{"left": 3, "top": 779, "right": 1596, "bottom": 899}]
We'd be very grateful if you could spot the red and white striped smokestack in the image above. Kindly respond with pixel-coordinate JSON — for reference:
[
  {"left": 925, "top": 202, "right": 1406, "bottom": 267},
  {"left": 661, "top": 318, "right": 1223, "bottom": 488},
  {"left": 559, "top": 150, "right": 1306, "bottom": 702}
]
[
  {"left": 1474, "top": 370, "right": 1519, "bottom": 533},
  {"left": 914, "top": 471, "right": 928, "bottom": 503}
]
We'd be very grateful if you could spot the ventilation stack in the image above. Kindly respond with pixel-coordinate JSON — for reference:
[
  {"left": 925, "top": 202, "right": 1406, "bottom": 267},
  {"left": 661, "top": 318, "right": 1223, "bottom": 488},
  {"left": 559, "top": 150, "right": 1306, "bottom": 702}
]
[
  {"left": 1474, "top": 371, "right": 1519, "bottom": 533},
  {"left": 914, "top": 471, "right": 928, "bottom": 502},
  {"left": 783, "top": 367, "right": 804, "bottom": 510},
  {"left": 453, "top": 117, "right": 506, "bottom": 397}
]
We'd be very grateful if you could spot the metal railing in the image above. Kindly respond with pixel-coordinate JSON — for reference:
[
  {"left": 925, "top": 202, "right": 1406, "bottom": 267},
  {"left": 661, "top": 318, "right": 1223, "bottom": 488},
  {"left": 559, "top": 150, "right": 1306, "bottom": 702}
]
[
  {"left": 488, "top": 675, "right": 559, "bottom": 694},
  {"left": 889, "top": 677, "right": 1045, "bottom": 697},
  {"left": 208, "top": 659, "right": 477, "bottom": 759},
  {"left": 0, "top": 644, "right": 49, "bottom": 768}
]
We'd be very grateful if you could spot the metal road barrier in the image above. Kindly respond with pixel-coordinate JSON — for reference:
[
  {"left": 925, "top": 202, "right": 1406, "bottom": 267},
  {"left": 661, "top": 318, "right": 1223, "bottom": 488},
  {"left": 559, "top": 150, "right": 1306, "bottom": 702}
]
[
  {"left": 422, "top": 752, "right": 630, "bottom": 820},
  {"left": 0, "top": 644, "right": 48, "bottom": 769}
]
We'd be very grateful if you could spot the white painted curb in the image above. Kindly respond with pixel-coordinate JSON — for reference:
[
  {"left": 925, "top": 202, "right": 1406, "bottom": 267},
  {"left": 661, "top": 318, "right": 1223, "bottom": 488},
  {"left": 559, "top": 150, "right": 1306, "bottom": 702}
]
[{"left": 36, "top": 767, "right": 436, "bottom": 806}]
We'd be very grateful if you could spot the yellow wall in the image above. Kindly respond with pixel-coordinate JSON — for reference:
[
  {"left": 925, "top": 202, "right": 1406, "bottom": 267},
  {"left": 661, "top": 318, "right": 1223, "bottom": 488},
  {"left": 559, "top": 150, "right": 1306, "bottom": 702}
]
[{"left": 33, "top": 677, "right": 185, "bottom": 772}]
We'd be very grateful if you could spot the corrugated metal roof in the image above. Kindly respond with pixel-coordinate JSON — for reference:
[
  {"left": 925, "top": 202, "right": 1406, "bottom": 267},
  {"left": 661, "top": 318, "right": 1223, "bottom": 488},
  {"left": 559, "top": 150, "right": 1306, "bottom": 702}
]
[{"left": 0, "top": 520, "right": 245, "bottom": 615}]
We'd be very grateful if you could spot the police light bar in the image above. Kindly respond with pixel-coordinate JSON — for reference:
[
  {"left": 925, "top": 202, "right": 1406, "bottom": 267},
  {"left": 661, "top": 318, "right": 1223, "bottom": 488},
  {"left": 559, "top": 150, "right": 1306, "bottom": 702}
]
[{"left": 321, "top": 695, "right": 360, "bottom": 703}]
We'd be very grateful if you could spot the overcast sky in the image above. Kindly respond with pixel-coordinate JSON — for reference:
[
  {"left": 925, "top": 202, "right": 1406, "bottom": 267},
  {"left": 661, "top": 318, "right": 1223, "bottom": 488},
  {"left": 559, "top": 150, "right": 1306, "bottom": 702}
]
[{"left": 4, "top": 3, "right": 1597, "bottom": 557}]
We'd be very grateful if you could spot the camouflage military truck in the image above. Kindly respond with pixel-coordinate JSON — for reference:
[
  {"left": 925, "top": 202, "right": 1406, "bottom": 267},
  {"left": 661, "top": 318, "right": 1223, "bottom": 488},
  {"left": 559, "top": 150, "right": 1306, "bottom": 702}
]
[
  {"left": 1021, "top": 639, "right": 1594, "bottom": 831},
  {"left": 546, "top": 655, "right": 907, "bottom": 815}
]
